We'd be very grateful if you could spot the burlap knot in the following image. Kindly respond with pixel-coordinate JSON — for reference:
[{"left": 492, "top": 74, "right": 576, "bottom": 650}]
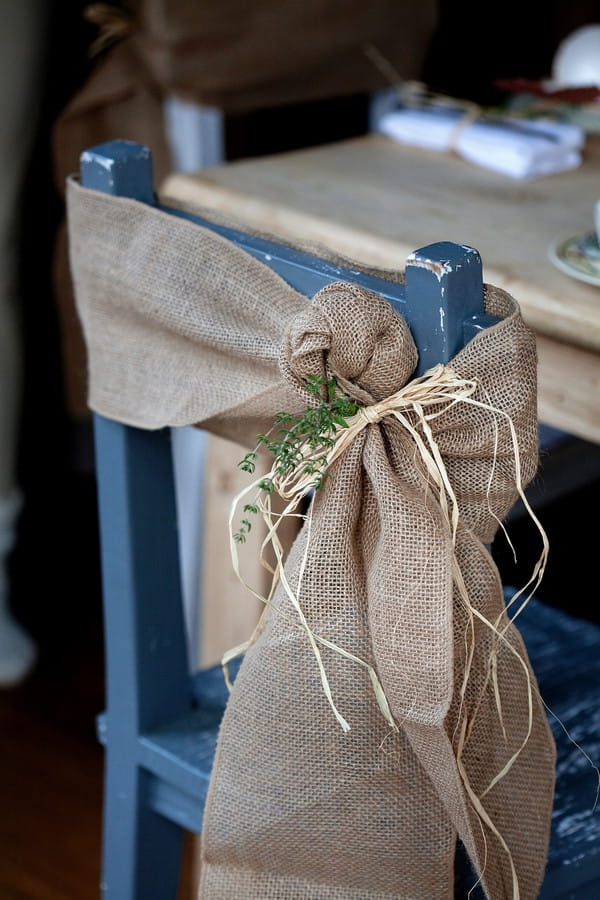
[
  {"left": 202, "top": 282, "right": 556, "bottom": 900},
  {"left": 279, "top": 280, "right": 418, "bottom": 406}
]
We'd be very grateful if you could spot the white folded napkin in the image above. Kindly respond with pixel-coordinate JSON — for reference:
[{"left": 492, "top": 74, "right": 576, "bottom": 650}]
[{"left": 376, "top": 105, "right": 585, "bottom": 179}]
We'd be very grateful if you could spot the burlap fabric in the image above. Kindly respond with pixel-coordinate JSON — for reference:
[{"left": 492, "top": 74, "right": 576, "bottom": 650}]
[{"left": 66, "top": 177, "right": 556, "bottom": 899}]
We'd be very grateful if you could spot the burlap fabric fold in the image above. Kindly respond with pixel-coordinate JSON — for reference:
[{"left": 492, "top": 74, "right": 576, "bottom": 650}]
[{"left": 66, "top": 177, "right": 556, "bottom": 899}]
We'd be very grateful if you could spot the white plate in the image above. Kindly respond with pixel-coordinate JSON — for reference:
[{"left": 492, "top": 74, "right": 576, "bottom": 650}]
[{"left": 548, "top": 231, "right": 600, "bottom": 286}]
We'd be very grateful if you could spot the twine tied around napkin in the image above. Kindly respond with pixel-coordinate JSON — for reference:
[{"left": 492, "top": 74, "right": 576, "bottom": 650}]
[{"left": 364, "top": 46, "right": 584, "bottom": 179}]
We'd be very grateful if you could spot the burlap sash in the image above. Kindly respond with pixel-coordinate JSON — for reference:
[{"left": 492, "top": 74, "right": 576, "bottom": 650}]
[{"left": 66, "top": 178, "right": 556, "bottom": 899}]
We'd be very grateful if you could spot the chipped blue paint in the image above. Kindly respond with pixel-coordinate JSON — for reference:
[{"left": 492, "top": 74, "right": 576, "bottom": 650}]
[{"left": 405, "top": 251, "right": 453, "bottom": 281}]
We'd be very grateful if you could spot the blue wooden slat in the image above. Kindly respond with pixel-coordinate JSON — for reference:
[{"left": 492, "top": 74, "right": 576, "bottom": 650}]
[
  {"left": 165, "top": 199, "right": 491, "bottom": 373},
  {"left": 82, "top": 144, "right": 191, "bottom": 900},
  {"left": 92, "top": 417, "right": 191, "bottom": 729},
  {"left": 147, "top": 777, "right": 205, "bottom": 834}
]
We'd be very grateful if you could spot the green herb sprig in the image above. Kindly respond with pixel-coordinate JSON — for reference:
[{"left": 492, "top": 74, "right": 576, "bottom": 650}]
[{"left": 234, "top": 375, "right": 361, "bottom": 542}]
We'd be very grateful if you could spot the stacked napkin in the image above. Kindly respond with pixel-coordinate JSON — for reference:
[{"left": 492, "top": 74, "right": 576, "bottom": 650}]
[{"left": 376, "top": 105, "right": 585, "bottom": 179}]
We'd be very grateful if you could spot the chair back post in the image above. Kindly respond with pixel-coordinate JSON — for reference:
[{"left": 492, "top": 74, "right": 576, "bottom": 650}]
[
  {"left": 405, "top": 241, "right": 489, "bottom": 372},
  {"left": 81, "top": 141, "right": 195, "bottom": 899},
  {"left": 80, "top": 142, "right": 192, "bottom": 734}
]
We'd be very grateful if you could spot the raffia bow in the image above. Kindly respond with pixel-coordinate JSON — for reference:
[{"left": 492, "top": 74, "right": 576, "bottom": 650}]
[{"left": 228, "top": 362, "right": 548, "bottom": 735}]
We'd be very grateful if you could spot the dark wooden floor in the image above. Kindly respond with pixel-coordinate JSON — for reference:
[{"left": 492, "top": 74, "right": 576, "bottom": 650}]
[
  {"left": 0, "top": 595, "right": 199, "bottom": 900},
  {"left": 0, "top": 656, "right": 104, "bottom": 900},
  {"left": 0, "top": 463, "right": 199, "bottom": 900}
]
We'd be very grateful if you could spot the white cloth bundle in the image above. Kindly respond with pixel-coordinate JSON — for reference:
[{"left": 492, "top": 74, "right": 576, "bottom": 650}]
[{"left": 377, "top": 105, "right": 584, "bottom": 179}]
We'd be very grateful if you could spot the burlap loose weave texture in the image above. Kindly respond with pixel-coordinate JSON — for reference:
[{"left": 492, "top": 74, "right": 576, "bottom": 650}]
[{"left": 66, "top": 176, "right": 556, "bottom": 899}]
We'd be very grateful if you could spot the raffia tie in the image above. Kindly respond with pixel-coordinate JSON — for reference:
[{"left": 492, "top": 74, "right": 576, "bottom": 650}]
[
  {"left": 228, "top": 362, "right": 548, "bottom": 734},
  {"left": 274, "top": 364, "right": 477, "bottom": 524}
]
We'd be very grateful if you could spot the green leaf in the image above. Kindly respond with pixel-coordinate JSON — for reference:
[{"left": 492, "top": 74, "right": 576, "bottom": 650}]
[
  {"left": 236, "top": 373, "right": 362, "bottom": 555},
  {"left": 332, "top": 413, "right": 350, "bottom": 428}
]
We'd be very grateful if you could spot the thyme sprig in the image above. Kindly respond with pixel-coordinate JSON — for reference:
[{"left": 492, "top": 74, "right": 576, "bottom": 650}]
[{"left": 234, "top": 375, "right": 361, "bottom": 542}]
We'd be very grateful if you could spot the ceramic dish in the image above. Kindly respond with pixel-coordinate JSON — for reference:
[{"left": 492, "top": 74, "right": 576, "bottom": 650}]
[{"left": 548, "top": 230, "right": 600, "bottom": 286}]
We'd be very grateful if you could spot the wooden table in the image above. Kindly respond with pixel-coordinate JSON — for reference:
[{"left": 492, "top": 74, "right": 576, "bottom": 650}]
[{"left": 162, "top": 132, "right": 600, "bottom": 445}]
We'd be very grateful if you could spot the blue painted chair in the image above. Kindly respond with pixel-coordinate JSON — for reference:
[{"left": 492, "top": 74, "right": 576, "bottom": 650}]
[{"left": 76, "top": 141, "right": 599, "bottom": 899}]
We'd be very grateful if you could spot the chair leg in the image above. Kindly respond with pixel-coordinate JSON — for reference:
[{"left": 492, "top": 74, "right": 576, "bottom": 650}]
[{"left": 101, "top": 761, "right": 184, "bottom": 899}]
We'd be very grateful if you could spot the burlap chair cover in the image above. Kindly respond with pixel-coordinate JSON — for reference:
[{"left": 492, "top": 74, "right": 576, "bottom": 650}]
[{"left": 66, "top": 176, "right": 556, "bottom": 899}]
